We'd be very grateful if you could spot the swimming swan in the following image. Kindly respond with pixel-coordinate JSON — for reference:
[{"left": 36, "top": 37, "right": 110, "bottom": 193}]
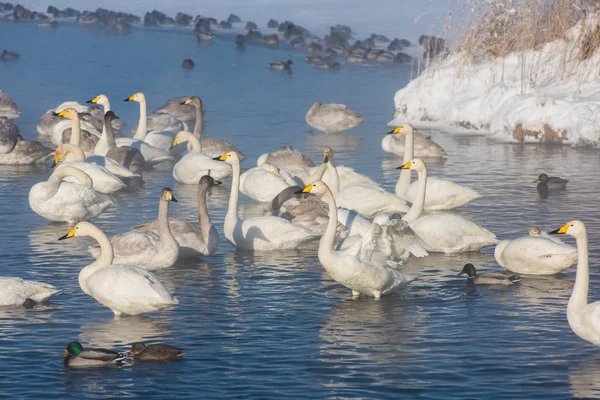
[
  {"left": 59, "top": 221, "right": 178, "bottom": 317},
  {"left": 383, "top": 122, "right": 445, "bottom": 158},
  {"left": 96, "top": 111, "right": 145, "bottom": 173},
  {"left": 172, "top": 131, "right": 232, "bottom": 183},
  {"left": 299, "top": 181, "right": 417, "bottom": 298},
  {"left": 124, "top": 92, "right": 177, "bottom": 151},
  {"left": 494, "top": 229, "right": 577, "bottom": 275},
  {"left": 0, "top": 131, "right": 52, "bottom": 165},
  {"left": 133, "top": 176, "right": 220, "bottom": 258},
  {"left": 257, "top": 145, "right": 314, "bottom": 172},
  {"left": 392, "top": 123, "right": 480, "bottom": 210},
  {"left": 53, "top": 144, "right": 127, "bottom": 193},
  {"left": 215, "top": 151, "right": 319, "bottom": 251},
  {"left": 549, "top": 220, "right": 600, "bottom": 346},
  {"left": 89, "top": 188, "right": 179, "bottom": 270},
  {"left": 240, "top": 162, "right": 298, "bottom": 202},
  {"left": 29, "top": 166, "right": 113, "bottom": 223},
  {"left": 54, "top": 108, "right": 100, "bottom": 156},
  {"left": 306, "top": 101, "right": 364, "bottom": 133},
  {"left": 400, "top": 159, "right": 497, "bottom": 253},
  {"left": 0, "top": 277, "right": 60, "bottom": 307}
]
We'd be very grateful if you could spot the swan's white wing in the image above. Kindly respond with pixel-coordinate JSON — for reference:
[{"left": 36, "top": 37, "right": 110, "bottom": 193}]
[
  {"left": 405, "top": 177, "right": 482, "bottom": 211},
  {"left": 0, "top": 278, "right": 60, "bottom": 305},
  {"left": 144, "top": 130, "right": 176, "bottom": 151},
  {"left": 336, "top": 183, "right": 409, "bottom": 218},
  {"left": 173, "top": 152, "right": 231, "bottom": 183},
  {"left": 495, "top": 236, "right": 577, "bottom": 274},
  {"left": 58, "top": 161, "right": 126, "bottom": 193},
  {"left": 86, "top": 155, "right": 139, "bottom": 178},
  {"left": 240, "top": 168, "right": 292, "bottom": 202}
]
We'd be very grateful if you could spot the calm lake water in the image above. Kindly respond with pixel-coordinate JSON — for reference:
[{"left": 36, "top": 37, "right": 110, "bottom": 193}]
[{"left": 2, "top": 20, "right": 600, "bottom": 399}]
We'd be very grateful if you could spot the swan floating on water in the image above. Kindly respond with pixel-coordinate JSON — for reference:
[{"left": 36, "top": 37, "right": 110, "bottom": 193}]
[
  {"left": 383, "top": 123, "right": 445, "bottom": 158},
  {"left": 59, "top": 221, "right": 178, "bottom": 317},
  {"left": 172, "top": 131, "right": 232, "bottom": 183},
  {"left": 0, "top": 277, "right": 60, "bottom": 307},
  {"left": 306, "top": 101, "right": 364, "bottom": 133},
  {"left": 0, "top": 121, "right": 52, "bottom": 165}
]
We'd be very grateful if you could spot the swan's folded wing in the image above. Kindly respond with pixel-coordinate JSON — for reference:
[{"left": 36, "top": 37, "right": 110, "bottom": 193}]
[{"left": 110, "top": 231, "right": 161, "bottom": 255}]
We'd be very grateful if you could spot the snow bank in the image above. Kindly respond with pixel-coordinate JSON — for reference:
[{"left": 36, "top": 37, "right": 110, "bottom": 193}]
[{"left": 389, "top": 12, "right": 600, "bottom": 147}]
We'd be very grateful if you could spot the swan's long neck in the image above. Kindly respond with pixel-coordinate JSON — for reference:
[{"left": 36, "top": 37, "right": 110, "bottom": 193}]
[
  {"left": 325, "top": 159, "right": 340, "bottom": 196},
  {"left": 224, "top": 160, "right": 240, "bottom": 239},
  {"left": 79, "top": 225, "right": 114, "bottom": 295},
  {"left": 402, "top": 167, "right": 426, "bottom": 223},
  {"left": 305, "top": 162, "right": 328, "bottom": 185},
  {"left": 395, "top": 130, "right": 414, "bottom": 198},
  {"left": 62, "top": 144, "right": 85, "bottom": 162},
  {"left": 50, "top": 166, "right": 93, "bottom": 187},
  {"left": 193, "top": 103, "right": 204, "bottom": 139},
  {"left": 104, "top": 117, "right": 117, "bottom": 150},
  {"left": 569, "top": 233, "right": 590, "bottom": 311},
  {"left": 157, "top": 198, "right": 174, "bottom": 245},
  {"left": 134, "top": 99, "right": 148, "bottom": 140},
  {"left": 180, "top": 131, "right": 201, "bottom": 152},
  {"left": 100, "top": 101, "right": 111, "bottom": 138},
  {"left": 197, "top": 183, "right": 212, "bottom": 240},
  {"left": 69, "top": 115, "right": 81, "bottom": 147},
  {"left": 318, "top": 187, "right": 337, "bottom": 265}
]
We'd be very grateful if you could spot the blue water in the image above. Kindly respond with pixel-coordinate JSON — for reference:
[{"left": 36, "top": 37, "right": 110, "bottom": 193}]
[{"left": 2, "top": 20, "right": 600, "bottom": 399}]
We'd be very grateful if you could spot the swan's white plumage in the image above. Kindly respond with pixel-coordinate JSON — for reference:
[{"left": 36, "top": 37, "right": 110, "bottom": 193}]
[
  {"left": 240, "top": 163, "right": 296, "bottom": 202},
  {"left": 404, "top": 177, "right": 482, "bottom": 211},
  {"left": 494, "top": 236, "right": 577, "bottom": 275},
  {"left": 0, "top": 278, "right": 60, "bottom": 306},
  {"left": 336, "top": 183, "right": 409, "bottom": 218}
]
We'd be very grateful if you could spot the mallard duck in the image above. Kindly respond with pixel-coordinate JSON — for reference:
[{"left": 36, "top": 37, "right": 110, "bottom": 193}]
[
  {"left": 535, "top": 173, "right": 568, "bottom": 192},
  {"left": 128, "top": 342, "right": 184, "bottom": 361},
  {"left": 60, "top": 341, "right": 127, "bottom": 368},
  {"left": 269, "top": 60, "right": 293, "bottom": 70},
  {"left": 458, "top": 263, "right": 521, "bottom": 285}
]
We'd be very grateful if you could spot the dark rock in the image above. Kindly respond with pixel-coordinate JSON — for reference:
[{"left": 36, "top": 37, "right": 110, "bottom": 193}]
[
  {"left": 206, "top": 17, "right": 217, "bottom": 26},
  {"left": 144, "top": 10, "right": 169, "bottom": 27},
  {"left": 78, "top": 12, "right": 99, "bottom": 25},
  {"left": 175, "top": 12, "right": 192, "bottom": 26},
  {"left": 394, "top": 52, "right": 412, "bottom": 64},
  {"left": 366, "top": 49, "right": 382, "bottom": 60},
  {"left": 194, "top": 18, "right": 211, "bottom": 33},
  {"left": 14, "top": 4, "right": 32, "bottom": 19},
  {"left": 32, "top": 12, "right": 48, "bottom": 21},
  {"left": 330, "top": 25, "right": 352, "bottom": 40},
  {"left": 278, "top": 21, "right": 294, "bottom": 32},
  {"left": 235, "top": 34, "right": 245, "bottom": 47},
  {"left": 246, "top": 29, "right": 263, "bottom": 41},
  {"left": 47, "top": 5, "right": 59, "bottom": 15},
  {"left": 218, "top": 20, "right": 231, "bottom": 29},
  {"left": 182, "top": 59, "right": 195, "bottom": 69},
  {"left": 387, "top": 38, "right": 411, "bottom": 51},
  {"left": 263, "top": 34, "right": 279, "bottom": 46},
  {"left": 376, "top": 51, "right": 395, "bottom": 63},
  {"left": 1, "top": 2, "right": 13, "bottom": 11},
  {"left": 267, "top": 19, "right": 278, "bottom": 28},
  {"left": 371, "top": 33, "right": 389, "bottom": 43},
  {"left": 307, "top": 43, "right": 322, "bottom": 53},
  {"left": 227, "top": 13, "right": 240, "bottom": 23},
  {"left": 290, "top": 36, "right": 305, "bottom": 48},
  {"left": 1, "top": 50, "right": 20, "bottom": 61},
  {"left": 63, "top": 7, "right": 81, "bottom": 18},
  {"left": 245, "top": 21, "right": 257, "bottom": 30}
]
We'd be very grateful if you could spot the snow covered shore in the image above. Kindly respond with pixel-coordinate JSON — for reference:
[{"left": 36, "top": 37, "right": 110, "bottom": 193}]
[{"left": 389, "top": 12, "right": 600, "bottom": 148}]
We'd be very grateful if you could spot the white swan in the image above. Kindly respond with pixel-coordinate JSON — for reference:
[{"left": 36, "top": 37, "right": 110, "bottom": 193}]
[
  {"left": 257, "top": 145, "right": 314, "bottom": 172},
  {"left": 336, "top": 175, "right": 409, "bottom": 218},
  {"left": 549, "top": 220, "right": 600, "bottom": 346},
  {"left": 0, "top": 277, "right": 60, "bottom": 307},
  {"left": 29, "top": 166, "right": 113, "bottom": 223},
  {"left": 89, "top": 94, "right": 115, "bottom": 155},
  {"left": 494, "top": 229, "right": 577, "bottom": 275},
  {"left": 392, "top": 123, "right": 480, "bottom": 210},
  {"left": 215, "top": 151, "right": 319, "bottom": 251},
  {"left": 172, "top": 131, "right": 232, "bottom": 183},
  {"left": 124, "top": 92, "right": 177, "bottom": 151},
  {"left": 59, "top": 221, "right": 178, "bottom": 317},
  {"left": 400, "top": 159, "right": 498, "bottom": 253},
  {"left": 383, "top": 123, "right": 445, "bottom": 158},
  {"left": 299, "top": 180, "right": 416, "bottom": 298},
  {"left": 54, "top": 108, "right": 100, "bottom": 156},
  {"left": 240, "top": 162, "right": 298, "bottom": 202},
  {"left": 133, "top": 176, "right": 220, "bottom": 258},
  {"left": 181, "top": 96, "right": 246, "bottom": 158},
  {"left": 53, "top": 144, "right": 127, "bottom": 194},
  {"left": 306, "top": 101, "right": 364, "bottom": 133},
  {"left": 89, "top": 188, "right": 179, "bottom": 270}
]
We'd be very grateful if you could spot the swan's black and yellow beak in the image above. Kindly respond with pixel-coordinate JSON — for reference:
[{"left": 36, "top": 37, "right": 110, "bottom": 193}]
[
  {"left": 54, "top": 110, "right": 68, "bottom": 117},
  {"left": 213, "top": 154, "right": 228, "bottom": 161},
  {"left": 294, "top": 184, "right": 314, "bottom": 194},
  {"left": 87, "top": 97, "right": 98, "bottom": 104},
  {"left": 180, "top": 98, "right": 192, "bottom": 105},
  {"left": 51, "top": 153, "right": 61, "bottom": 168},
  {"left": 58, "top": 226, "right": 77, "bottom": 241},
  {"left": 59, "top": 350, "right": 69, "bottom": 356},
  {"left": 549, "top": 224, "right": 569, "bottom": 235},
  {"left": 171, "top": 196, "right": 178, "bottom": 202},
  {"left": 396, "top": 161, "right": 412, "bottom": 170},
  {"left": 214, "top": 180, "right": 222, "bottom": 185},
  {"left": 387, "top": 126, "right": 401, "bottom": 135},
  {"left": 170, "top": 137, "right": 179, "bottom": 150},
  {"left": 324, "top": 151, "right": 330, "bottom": 163},
  {"left": 124, "top": 95, "right": 135, "bottom": 102}
]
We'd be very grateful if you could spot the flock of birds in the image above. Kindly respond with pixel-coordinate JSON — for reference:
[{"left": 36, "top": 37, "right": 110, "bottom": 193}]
[{"left": 0, "top": 86, "right": 598, "bottom": 367}]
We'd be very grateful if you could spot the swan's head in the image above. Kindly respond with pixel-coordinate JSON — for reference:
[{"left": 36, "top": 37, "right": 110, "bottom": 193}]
[
  {"left": 199, "top": 175, "right": 222, "bottom": 187},
  {"left": 387, "top": 122, "right": 414, "bottom": 135},
  {"left": 104, "top": 110, "right": 116, "bottom": 124},
  {"left": 160, "top": 188, "right": 178, "bottom": 203},
  {"left": 213, "top": 151, "right": 240, "bottom": 165},
  {"left": 397, "top": 158, "right": 426, "bottom": 172},
  {"left": 58, "top": 221, "right": 95, "bottom": 241},
  {"left": 529, "top": 226, "right": 541, "bottom": 236},
  {"left": 60, "top": 341, "right": 84, "bottom": 356},
  {"left": 182, "top": 96, "right": 202, "bottom": 106},
  {"left": 87, "top": 94, "right": 108, "bottom": 106},
  {"left": 172, "top": 131, "right": 193, "bottom": 148},
  {"left": 124, "top": 92, "right": 145, "bottom": 103},
  {"left": 260, "top": 162, "right": 279, "bottom": 174},
  {"left": 549, "top": 220, "right": 586, "bottom": 238},
  {"left": 129, "top": 342, "right": 147, "bottom": 355},
  {"left": 535, "top": 173, "right": 549, "bottom": 183},
  {"left": 458, "top": 263, "right": 477, "bottom": 279},
  {"left": 296, "top": 180, "right": 330, "bottom": 196},
  {"left": 324, "top": 147, "right": 334, "bottom": 163},
  {"left": 52, "top": 145, "right": 69, "bottom": 168},
  {"left": 54, "top": 108, "right": 78, "bottom": 120}
]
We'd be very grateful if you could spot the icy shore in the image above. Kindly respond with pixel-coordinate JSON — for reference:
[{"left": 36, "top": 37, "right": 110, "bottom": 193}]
[{"left": 389, "top": 13, "right": 600, "bottom": 148}]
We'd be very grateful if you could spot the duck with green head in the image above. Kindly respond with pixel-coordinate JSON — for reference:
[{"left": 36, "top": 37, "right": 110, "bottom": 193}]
[
  {"left": 458, "top": 263, "right": 522, "bottom": 285},
  {"left": 535, "top": 173, "right": 568, "bottom": 193},
  {"left": 60, "top": 341, "right": 127, "bottom": 368},
  {"left": 128, "top": 342, "right": 184, "bottom": 361}
]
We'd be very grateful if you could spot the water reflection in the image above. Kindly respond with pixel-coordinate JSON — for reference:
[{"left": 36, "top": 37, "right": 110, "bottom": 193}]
[
  {"left": 79, "top": 315, "right": 173, "bottom": 348},
  {"left": 306, "top": 133, "right": 362, "bottom": 152},
  {"left": 570, "top": 358, "right": 600, "bottom": 399}
]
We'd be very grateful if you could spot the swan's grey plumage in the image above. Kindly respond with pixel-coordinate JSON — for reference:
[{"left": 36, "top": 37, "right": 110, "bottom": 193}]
[
  {"left": 103, "top": 111, "right": 145, "bottom": 173},
  {"left": 257, "top": 145, "right": 314, "bottom": 172},
  {"left": 0, "top": 89, "right": 21, "bottom": 119},
  {"left": 306, "top": 101, "right": 364, "bottom": 133}
]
